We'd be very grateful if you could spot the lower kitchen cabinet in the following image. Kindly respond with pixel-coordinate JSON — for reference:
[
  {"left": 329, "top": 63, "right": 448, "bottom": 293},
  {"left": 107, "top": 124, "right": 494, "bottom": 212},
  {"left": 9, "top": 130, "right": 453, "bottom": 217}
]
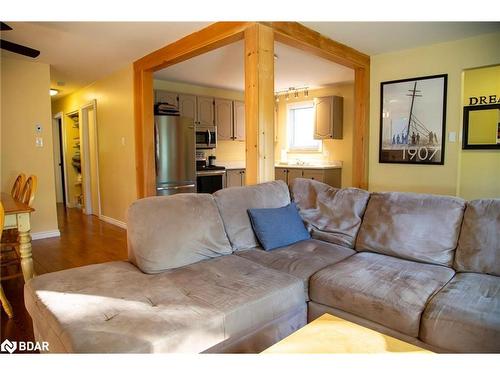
[
  {"left": 275, "top": 167, "right": 341, "bottom": 188},
  {"left": 225, "top": 169, "right": 246, "bottom": 188}
]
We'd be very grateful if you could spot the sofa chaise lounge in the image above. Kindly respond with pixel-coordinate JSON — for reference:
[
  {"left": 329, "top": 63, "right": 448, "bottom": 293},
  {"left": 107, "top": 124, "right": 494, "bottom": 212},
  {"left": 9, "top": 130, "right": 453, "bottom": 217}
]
[{"left": 24, "top": 179, "right": 500, "bottom": 353}]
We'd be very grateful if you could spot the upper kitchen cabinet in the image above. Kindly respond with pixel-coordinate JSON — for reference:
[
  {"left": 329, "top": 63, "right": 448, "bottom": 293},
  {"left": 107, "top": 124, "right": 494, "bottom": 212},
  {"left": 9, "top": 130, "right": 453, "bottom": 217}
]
[
  {"left": 178, "top": 94, "right": 197, "bottom": 120},
  {"left": 314, "top": 96, "right": 343, "bottom": 140},
  {"left": 155, "top": 90, "right": 178, "bottom": 107},
  {"left": 215, "top": 99, "right": 233, "bottom": 140},
  {"left": 197, "top": 96, "right": 215, "bottom": 126},
  {"left": 233, "top": 101, "right": 245, "bottom": 141}
]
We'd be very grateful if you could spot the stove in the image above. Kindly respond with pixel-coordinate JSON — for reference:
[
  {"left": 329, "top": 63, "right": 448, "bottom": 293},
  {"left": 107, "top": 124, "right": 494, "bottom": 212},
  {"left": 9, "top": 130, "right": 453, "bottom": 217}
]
[{"left": 196, "top": 161, "right": 226, "bottom": 193}]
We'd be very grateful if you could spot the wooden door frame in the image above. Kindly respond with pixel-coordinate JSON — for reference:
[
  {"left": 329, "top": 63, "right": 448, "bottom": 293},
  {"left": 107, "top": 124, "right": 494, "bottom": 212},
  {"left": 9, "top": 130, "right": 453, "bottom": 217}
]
[
  {"left": 52, "top": 112, "right": 70, "bottom": 207},
  {"left": 133, "top": 21, "right": 370, "bottom": 197},
  {"left": 79, "top": 99, "right": 102, "bottom": 217}
]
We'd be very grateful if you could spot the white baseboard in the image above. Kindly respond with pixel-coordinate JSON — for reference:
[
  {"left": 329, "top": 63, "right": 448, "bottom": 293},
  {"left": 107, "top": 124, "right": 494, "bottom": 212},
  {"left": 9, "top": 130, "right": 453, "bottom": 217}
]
[
  {"left": 32, "top": 230, "right": 61, "bottom": 240},
  {"left": 99, "top": 215, "right": 127, "bottom": 229}
]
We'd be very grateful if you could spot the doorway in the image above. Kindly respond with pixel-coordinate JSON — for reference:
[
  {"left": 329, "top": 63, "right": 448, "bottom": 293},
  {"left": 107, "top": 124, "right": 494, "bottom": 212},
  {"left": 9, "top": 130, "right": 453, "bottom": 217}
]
[{"left": 52, "top": 112, "right": 68, "bottom": 207}]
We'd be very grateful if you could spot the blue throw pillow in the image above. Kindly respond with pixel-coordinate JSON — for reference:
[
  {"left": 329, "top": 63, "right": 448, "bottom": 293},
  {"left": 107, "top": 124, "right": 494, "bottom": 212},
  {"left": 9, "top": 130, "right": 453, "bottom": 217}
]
[{"left": 247, "top": 203, "right": 311, "bottom": 251}]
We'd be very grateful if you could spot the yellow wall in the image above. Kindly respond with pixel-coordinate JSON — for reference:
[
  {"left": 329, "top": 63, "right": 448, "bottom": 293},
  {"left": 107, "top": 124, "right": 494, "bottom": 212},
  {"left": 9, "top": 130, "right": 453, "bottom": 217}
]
[
  {"left": 459, "top": 65, "right": 500, "bottom": 199},
  {"left": 154, "top": 79, "right": 246, "bottom": 162},
  {"left": 369, "top": 31, "right": 500, "bottom": 195},
  {"left": 275, "top": 83, "right": 355, "bottom": 187},
  {"left": 1, "top": 56, "right": 59, "bottom": 234},
  {"left": 52, "top": 65, "right": 136, "bottom": 223}
]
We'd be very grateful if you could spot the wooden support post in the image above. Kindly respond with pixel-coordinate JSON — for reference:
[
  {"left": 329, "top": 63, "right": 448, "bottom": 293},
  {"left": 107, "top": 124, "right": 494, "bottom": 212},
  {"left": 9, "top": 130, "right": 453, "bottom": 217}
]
[
  {"left": 244, "top": 24, "right": 275, "bottom": 185},
  {"left": 353, "top": 67, "right": 370, "bottom": 189},
  {"left": 134, "top": 68, "right": 154, "bottom": 197}
]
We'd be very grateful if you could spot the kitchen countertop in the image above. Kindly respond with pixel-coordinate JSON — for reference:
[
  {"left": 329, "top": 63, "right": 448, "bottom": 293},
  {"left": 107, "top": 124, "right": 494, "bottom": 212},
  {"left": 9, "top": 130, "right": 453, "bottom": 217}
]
[
  {"left": 217, "top": 161, "right": 246, "bottom": 170},
  {"left": 275, "top": 162, "right": 342, "bottom": 170},
  {"left": 216, "top": 161, "right": 343, "bottom": 170}
]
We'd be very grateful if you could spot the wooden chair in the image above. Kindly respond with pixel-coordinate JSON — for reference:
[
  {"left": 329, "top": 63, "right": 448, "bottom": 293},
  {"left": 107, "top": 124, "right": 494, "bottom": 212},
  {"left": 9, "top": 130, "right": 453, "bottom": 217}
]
[
  {"left": 1, "top": 175, "right": 37, "bottom": 270},
  {"left": 11, "top": 173, "right": 26, "bottom": 201},
  {"left": 20, "top": 175, "right": 38, "bottom": 206},
  {"left": 0, "top": 202, "right": 14, "bottom": 318}
]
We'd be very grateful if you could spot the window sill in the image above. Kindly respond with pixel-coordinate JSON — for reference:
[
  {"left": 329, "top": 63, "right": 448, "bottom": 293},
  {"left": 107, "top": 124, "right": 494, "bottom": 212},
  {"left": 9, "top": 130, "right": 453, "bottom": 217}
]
[{"left": 287, "top": 149, "right": 323, "bottom": 154}]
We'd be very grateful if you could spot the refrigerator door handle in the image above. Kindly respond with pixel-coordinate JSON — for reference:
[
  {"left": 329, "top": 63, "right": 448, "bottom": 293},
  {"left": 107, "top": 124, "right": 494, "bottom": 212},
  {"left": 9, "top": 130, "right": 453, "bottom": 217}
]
[{"left": 157, "top": 183, "right": 196, "bottom": 191}]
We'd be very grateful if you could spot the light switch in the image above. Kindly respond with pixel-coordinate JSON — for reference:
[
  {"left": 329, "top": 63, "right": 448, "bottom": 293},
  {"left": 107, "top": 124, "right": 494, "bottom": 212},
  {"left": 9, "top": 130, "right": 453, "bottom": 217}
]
[
  {"left": 35, "top": 137, "right": 43, "bottom": 147},
  {"left": 448, "top": 132, "right": 456, "bottom": 143},
  {"left": 121, "top": 137, "right": 126, "bottom": 146}
]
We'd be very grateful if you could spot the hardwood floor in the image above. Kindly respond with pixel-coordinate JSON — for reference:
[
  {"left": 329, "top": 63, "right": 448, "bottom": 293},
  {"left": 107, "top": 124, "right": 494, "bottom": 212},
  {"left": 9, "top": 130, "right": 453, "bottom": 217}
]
[{"left": 1, "top": 204, "right": 127, "bottom": 352}]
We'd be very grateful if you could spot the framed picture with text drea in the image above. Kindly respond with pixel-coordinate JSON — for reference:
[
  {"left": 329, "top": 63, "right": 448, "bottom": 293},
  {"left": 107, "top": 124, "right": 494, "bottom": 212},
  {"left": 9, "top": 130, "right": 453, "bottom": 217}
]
[{"left": 379, "top": 74, "right": 448, "bottom": 164}]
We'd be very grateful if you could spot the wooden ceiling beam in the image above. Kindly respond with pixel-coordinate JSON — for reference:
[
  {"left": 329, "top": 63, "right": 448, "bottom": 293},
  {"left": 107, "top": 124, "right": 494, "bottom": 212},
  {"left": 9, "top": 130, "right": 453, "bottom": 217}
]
[
  {"left": 134, "top": 22, "right": 252, "bottom": 72},
  {"left": 263, "top": 22, "right": 370, "bottom": 69},
  {"left": 133, "top": 21, "right": 371, "bottom": 195}
]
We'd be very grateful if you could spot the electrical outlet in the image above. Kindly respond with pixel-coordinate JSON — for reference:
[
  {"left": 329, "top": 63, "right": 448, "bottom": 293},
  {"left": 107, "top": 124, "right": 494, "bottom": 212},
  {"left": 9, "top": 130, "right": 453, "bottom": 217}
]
[
  {"left": 35, "top": 137, "right": 43, "bottom": 147},
  {"left": 448, "top": 132, "right": 456, "bottom": 143}
]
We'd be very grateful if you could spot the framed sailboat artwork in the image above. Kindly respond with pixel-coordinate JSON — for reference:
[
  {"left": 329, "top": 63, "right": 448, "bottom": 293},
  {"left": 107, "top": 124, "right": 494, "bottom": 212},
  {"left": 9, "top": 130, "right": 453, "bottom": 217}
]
[{"left": 379, "top": 74, "right": 448, "bottom": 164}]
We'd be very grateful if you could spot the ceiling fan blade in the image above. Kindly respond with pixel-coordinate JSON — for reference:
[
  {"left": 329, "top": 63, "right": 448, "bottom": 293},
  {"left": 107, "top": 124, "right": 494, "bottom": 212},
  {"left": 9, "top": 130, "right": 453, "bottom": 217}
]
[
  {"left": 0, "top": 39, "right": 40, "bottom": 58},
  {"left": 0, "top": 22, "right": 13, "bottom": 31}
]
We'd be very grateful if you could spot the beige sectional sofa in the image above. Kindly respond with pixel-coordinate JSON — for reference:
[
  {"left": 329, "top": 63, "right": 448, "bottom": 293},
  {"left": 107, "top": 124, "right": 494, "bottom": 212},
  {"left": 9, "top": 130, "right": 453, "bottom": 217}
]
[{"left": 24, "top": 179, "right": 500, "bottom": 353}]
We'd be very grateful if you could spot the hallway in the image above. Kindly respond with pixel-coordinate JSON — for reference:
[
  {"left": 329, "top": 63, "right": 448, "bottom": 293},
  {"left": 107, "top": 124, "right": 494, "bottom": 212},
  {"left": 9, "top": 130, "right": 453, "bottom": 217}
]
[{"left": 1, "top": 205, "right": 127, "bottom": 351}]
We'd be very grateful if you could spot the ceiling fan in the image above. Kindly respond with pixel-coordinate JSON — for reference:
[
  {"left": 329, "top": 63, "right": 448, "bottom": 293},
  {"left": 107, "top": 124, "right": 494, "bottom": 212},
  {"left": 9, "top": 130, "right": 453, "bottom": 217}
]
[{"left": 1, "top": 22, "right": 40, "bottom": 58}]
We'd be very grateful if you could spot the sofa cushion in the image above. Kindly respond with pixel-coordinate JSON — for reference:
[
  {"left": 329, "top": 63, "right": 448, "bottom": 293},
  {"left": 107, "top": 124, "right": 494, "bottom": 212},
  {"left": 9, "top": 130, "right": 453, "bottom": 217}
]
[
  {"left": 454, "top": 199, "right": 500, "bottom": 276},
  {"left": 24, "top": 256, "right": 305, "bottom": 353},
  {"left": 291, "top": 178, "right": 370, "bottom": 248},
  {"left": 214, "top": 181, "right": 291, "bottom": 251},
  {"left": 236, "top": 239, "right": 355, "bottom": 298},
  {"left": 127, "top": 194, "right": 232, "bottom": 274},
  {"left": 248, "top": 203, "right": 310, "bottom": 251},
  {"left": 309, "top": 252, "right": 455, "bottom": 337},
  {"left": 420, "top": 273, "right": 500, "bottom": 353},
  {"left": 355, "top": 192, "right": 465, "bottom": 266}
]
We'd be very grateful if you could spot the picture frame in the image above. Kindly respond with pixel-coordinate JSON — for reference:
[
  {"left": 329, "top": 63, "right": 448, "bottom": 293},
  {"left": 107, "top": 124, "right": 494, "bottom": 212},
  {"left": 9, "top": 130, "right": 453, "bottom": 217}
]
[
  {"left": 462, "top": 103, "right": 500, "bottom": 150},
  {"left": 379, "top": 74, "right": 448, "bottom": 165}
]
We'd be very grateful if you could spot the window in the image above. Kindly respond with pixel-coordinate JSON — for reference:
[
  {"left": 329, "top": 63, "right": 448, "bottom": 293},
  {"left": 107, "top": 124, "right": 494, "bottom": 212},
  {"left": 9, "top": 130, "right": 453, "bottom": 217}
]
[{"left": 287, "top": 101, "right": 321, "bottom": 152}]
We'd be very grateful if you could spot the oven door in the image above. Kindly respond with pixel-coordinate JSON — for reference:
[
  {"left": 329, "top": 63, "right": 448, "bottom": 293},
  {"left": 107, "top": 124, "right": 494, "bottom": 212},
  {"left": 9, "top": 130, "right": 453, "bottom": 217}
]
[
  {"left": 196, "top": 127, "right": 217, "bottom": 149},
  {"left": 196, "top": 171, "right": 224, "bottom": 194}
]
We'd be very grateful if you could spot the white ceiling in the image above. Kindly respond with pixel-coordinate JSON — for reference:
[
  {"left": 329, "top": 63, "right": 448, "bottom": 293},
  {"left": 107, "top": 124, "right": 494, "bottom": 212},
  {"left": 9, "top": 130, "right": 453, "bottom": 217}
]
[
  {"left": 1, "top": 22, "right": 499, "bottom": 98},
  {"left": 0, "top": 22, "right": 210, "bottom": 98},
  {"left": 302, "top": 22, "right": 500, "bottom": 55},
  {"left": 154, "top": 40, "right": 355, "bottom": 92}
]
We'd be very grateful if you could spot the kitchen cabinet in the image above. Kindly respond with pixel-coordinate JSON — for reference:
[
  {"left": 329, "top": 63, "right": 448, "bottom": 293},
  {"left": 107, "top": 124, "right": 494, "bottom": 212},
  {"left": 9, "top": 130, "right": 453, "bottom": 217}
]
[
  {"left": 178, "top": 94, "right": 197, "bottom": 120},
  {"left": 275, "top": 167, "right": 288, "bottom": 183},
  {"left": 275, "top": 167, "right": 341, "bottom": 188},
  {"left": 287, "top": 169, "right": 304, "bottom": 183},
  {"left": 233, "top": 101, "right": 245, "bottom": 141},
  {"left": 215, "top": 99, "right": 233, "bottom": 140},
  {"left": 197, "top": 96, "right": 215, "bottom": 126},
  {"left": 217, "top": 100, "right": 245, "bottom": 141},
  {"left": 314, "top": 96, "right": 343, "bottom": 140},
  {"left": 155, "top": 90, "right": 178, "bottom": 107},
  {"left": 226, "top": 169, "right": 246, "bottom": 188}
]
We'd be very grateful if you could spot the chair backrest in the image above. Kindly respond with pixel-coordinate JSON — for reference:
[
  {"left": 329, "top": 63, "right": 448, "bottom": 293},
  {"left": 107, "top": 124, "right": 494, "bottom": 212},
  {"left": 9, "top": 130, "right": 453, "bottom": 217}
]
[
  {"left": 11, "top": 173, "right": 26, "bottom": 201},
  {"left": 20, "top": 175, "right": 38, "bottom": 207},
  {"left": 0, "top": 201, "right": 5, "bottom": 241}
]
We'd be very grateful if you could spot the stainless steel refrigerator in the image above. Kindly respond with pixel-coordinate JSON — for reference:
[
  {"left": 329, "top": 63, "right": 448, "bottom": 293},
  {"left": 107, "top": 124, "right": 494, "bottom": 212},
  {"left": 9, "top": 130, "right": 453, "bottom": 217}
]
[{"left": 155, "top": 114, "right": 196, "bottom": 196}]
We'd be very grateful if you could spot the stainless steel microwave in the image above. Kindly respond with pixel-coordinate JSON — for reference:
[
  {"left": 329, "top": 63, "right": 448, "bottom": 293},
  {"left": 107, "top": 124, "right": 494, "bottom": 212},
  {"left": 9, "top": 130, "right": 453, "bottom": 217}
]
[{"left": 196, "top": 126, "right": 217, "bottom": 149}]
